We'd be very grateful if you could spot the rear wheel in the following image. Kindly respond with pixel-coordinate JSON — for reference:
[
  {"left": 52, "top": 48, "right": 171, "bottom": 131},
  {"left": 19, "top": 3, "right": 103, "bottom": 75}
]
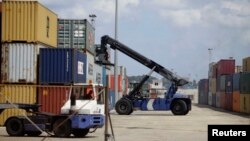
[
  {"left": 171, "top": 100, "right": 188, "bottom": 115},
  {"left": 115, "top": 99, "right": 133, "bottom": 115},
  {"left": 53, "top": 118, "right": 71, "bottom": 137},
  {"left": 5, "top": 117, "right": 24, "bottom": 136},
  {"left": 72, "top": 128, "right": 89, "bottom": 137}
]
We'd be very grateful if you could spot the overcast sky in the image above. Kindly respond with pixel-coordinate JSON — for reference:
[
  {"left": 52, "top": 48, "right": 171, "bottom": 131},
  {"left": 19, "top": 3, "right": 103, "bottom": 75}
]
[{"left": 39, "top": 0, "right": 250, "bottom": 81}]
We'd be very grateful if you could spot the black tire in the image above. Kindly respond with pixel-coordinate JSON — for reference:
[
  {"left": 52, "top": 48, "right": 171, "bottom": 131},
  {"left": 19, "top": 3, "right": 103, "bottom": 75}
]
[
  {"left": 5, "top": 117, "right": 24, "bottom": 136},
  {"left": 115, "top": 99, "right": 133, "bottom": 115},
  {"left": 171, "top": 100, "right": 188, "bottom": 115},
  {"left": 26, "top": 131, "right": 42, "bottom": 136},
  {"left": 72, "top": 128, "right": 89, "bottom": 137},
  {"left": 53, "top": 118, "right": 71, "bottom": 137}
]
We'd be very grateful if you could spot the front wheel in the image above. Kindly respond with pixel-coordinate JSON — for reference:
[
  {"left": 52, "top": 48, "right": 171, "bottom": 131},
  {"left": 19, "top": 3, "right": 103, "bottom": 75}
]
[
  {"left": 5, "top": 117, "right": 24, "bottom": 136},
  {"left": 72, "top": 128, "right": 89, "bottom": 137},
  {"left": 53, "top": 118, "right": 71, "bottom": 137},
  {"left": 171, "top": 100, "right": 188, "bottom": 115},
  {"left": 115, "top": 98, "right": 133, "bottom": 115}
]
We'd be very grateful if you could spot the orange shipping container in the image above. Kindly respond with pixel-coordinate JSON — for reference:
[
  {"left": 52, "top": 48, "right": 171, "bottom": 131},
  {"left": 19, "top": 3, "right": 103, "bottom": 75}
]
[
  {"left": 107, "top": 75, "right": 122, "bottom": 92},
  {"left": 240, "top": 94, "right": 250, "bottom": 114},
  {"left": 0, "top": 84, "right": 36, "bottom": 125},
  {"left": 38, "top": 86, "right": 70, "bottom": 115},
  {"left": 232, "top": 91, "right": 240, "bottom": 112},
  {"left": 2, "top": 1, "right": 57, "bottom": 47}
]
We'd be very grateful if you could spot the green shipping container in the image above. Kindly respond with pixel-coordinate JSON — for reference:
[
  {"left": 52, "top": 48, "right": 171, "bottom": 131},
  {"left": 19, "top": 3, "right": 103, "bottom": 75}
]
[{"left": 240, "top": 73, "right": 250, "bottom": 94}]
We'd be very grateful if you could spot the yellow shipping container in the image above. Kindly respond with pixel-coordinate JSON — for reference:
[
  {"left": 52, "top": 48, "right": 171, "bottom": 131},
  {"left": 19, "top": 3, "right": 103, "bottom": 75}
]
[
  {"left": 240, "top": 94, "right": 250, "bottom": 114},
  {"left": 0, "top": 85, "right": 36, "bottom": 125},
  {"left": 243, "top": 57, "right": 250, "bottom": 72},
  {"left": 2, "top": 1, "right": 57, "bottom": 47}
]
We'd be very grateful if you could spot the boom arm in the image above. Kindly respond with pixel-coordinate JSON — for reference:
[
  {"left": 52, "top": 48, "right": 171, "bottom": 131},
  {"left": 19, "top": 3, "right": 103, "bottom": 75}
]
[{"left": 99, "top": 35, "right": 188, "bottom": 86}]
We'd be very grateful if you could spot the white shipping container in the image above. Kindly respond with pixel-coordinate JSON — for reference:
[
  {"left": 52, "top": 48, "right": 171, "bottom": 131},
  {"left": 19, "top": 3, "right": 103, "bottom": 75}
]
[
  {"left": 86, "top": 51, "right": 94, "bottom": 84},
  {"left": 93, "top": 63, "right": 103, "bottom": 84},
  {"left": 1, "top": 43, "right": 48, "bottom": 83},
  {"left": 208, "top": 62, "right": 216, "bottom": 78}
]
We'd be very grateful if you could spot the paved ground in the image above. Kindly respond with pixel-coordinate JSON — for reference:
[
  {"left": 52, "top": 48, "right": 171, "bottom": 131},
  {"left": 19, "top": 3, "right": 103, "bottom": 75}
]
[{"left": 0, "top": 104, "right": 249, "bottom": 141}]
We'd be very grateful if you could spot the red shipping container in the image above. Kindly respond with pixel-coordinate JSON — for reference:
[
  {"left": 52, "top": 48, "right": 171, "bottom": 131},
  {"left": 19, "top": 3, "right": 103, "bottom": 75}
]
[
  {"left": 232, "top": 91, "right": 240, "bottom": 112},
  {"left": 38, "top": 86, "right": 70, "bottom": 115},
  {"left": 107, "top": 75, "right": 122, "bottom": 92},
  {"left": 216, "top": 59, "right": 235, "bottom": 77},
  {"left": 225, "top": 93, "right": 232, "bottom": 111},
  {"left": 220, "top": 92, "right": 226, "bottom": 109}
]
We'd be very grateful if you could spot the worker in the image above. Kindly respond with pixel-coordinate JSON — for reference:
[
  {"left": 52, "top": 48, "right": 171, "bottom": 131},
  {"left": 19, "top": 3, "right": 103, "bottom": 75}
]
[{"left": 83, "top": 90, "right": 94, "bottom": 100}]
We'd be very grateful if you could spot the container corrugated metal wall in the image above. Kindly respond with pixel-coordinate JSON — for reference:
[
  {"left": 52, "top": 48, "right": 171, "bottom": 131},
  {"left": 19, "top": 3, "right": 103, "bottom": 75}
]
[
  {"left": 39, "top": 48, "right": 87, "bottom": 84},
  {"left": 57, "top": 19, "right": 95, "bottom": 53},
  {"left": 38, "top": 86, "right": 70, "bottom": 115},
  {"left": 208, "top": 92, "right": 212, "bottom": 106},
  {"left": 0, "top": 85, "right": 36, "bottom": 125},
  {"left": 232, "top": 91, "right": 240, "bottom": 112},
  {"left": 242, "top": 57, "right": 250, "bottom": 72},
  {"left": 208, "top": 62, "right": 216, "bottom": 78},
  {"left": 216, "top": 92, "right": 220, "bottom": 108},
  {"left": 240, "top": 72, "right": 250, "bottom": 94},
  {"left": 86, "top": 51, "right": 94, "bottom": 84},
  {"left": 240, "top": 94, "right": 250, "bottom": 114},
  {"left": 233, "top": 73, "right": 240, "bottom": 91},
  {"left": 212, "top": 94, "right": 216, "bottom": 107},
  {"left": 2, "top": 1, "right": 57, "bottom": 47},
  {"left": 209, "top": 78, "right": 216, "bottom": 94},
  {"left": 216, "top": 59, "right": 235, "bottom": 77},
  {"left": 220, "top": 92, "right": 226, "bottom": 109},
  {"left": 198, "top": 79, "right": 208, "bottom": 105},
  {"left": 102, "top": 66, "right": 107, "bottom": 86},
  {"left": 1, "top": 43, "right": 47, "bottom": 83},
  {"left": 216, "top": 75, "right": 226, "bottom": 91}
]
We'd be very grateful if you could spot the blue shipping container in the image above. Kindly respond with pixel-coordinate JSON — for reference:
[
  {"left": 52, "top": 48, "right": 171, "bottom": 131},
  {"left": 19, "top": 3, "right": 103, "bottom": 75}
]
[
  {"left": 39, "top": 48, "right": 86, "bottom": 84},
  {"left": 233, "top": 73, "right": 240, "bottom": 91},
  {"left": 102, "top": 66, "right": 107, "bottom": 86}
]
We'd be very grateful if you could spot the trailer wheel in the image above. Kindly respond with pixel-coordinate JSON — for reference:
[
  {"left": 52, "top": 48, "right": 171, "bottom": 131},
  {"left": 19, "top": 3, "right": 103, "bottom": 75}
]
[
  {"left": 53, "top": 118, "right": 71, "bottom": 137},
  {"left": 72, "top": 128, "right": 89, "bottom": 137},
  {"left": 171, "top": 100, "right": 188, "bottom": 115},
  {"left": 5, "top": 117, "right": 24, "bottom": 136},
  {"left": 26, "top": 131, "right": 42, "bottom": 136},
  {"left": 115, "top": 99, "right": 133, "bottom": 115}
]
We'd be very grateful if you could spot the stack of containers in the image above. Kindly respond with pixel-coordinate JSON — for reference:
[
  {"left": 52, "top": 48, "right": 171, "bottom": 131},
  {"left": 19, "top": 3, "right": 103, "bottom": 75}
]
[
  {"left": 198, "top": 79, "right": 208, "bottom": 105},
  {"left": 0, "top": 1, "right": 58, "bottom": 124},
  {"left": 208, "top": 62, "right": 216, "bottom": 106},
  {"left": 232, "top": 73, "right": 241, "bottom": 112},
  {"left": 240, "top": 57, "right": 250, "bottom": 114},
  {"left": 225, "top": 74, "right": 233, "bottom": 110},
  {"left": 215, "top": 59, "right": 235, "bottom": 109}
]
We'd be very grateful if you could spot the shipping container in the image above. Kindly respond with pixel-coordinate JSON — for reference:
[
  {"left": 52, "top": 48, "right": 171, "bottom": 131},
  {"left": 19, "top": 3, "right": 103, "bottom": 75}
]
[
  {"left": 208, "top": 62, "right": 216, "bottom": 78},
  {"left": 212, "top": 94, "right": 216, "bottom": 107},
  {"left": 233, "top": 73, "right": 240, "bottom": 91},
  {"left": 220, "top": 92, "right": 226, "bottom": 109},
  {"left": 198, "top": 79, "right": 208, "bottom": 105},
  {"left": 208, "top": 92, "right": 212, "bottom": 106},
  {"left": 93, "top": 63, "right": 103, "bottom": 84},
  {"left": 225, "top": 74, "right": 233, "bottom": 94},
  {"left": 212, "top": 63, "right": 217, "bottom": 78},
  {"left": 225, "top": 93, "right": 233, "bottom": 111},
  {"left": 209, "top": 78, "right": 216, "bottom": 94},
  {"left": 235, "top": 66, "right": 242, "bottom": 73},
  {"left": 107, "top": 75, "right": 123, "bottom": 92},
  {"left": 240, "top": 72, "right": 250, "bottom": 94},
  {"left": 216, "top": 92, "right": 220, "bottom": 108},
  {"left": 2, "top": 1, "right": 57, "bottom": 47},
  {"left": 216, "top": 75, "right": 226, "bottom": 92},
  {"left": 86, "top": 51, "right": 94, "bottom": 84},
  {"left": 242, "top": 57, "right": 250, "bottom": 72},
  {"left": 216, "top": 59, "right": 235, "bottom": 77},
  {"left": 39, "top": 48, "right": 87, "bottom": 84},
  {"left": 38, "top": 86, "right": 70, "bottom": 114},
  {"left": 109, "top": 90, "right": 115, "bottom": 110},
  {"left": 240, "top": 94, "right": 250, "bottom": 114},
  {"left": 102, "top": 66, "right": 107, "bottom": 86},
  {"left": 232, "top": 91, "right": 240, "bottom": 112},
  {"left": 58, "top": 19, "right": 95, "bottom": 53},
  {"left": 1, "top": 43, "right": 48, "bottom": 83},
  {"left": 0, "top": 84, "right": 36, "bottom": 125}
]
